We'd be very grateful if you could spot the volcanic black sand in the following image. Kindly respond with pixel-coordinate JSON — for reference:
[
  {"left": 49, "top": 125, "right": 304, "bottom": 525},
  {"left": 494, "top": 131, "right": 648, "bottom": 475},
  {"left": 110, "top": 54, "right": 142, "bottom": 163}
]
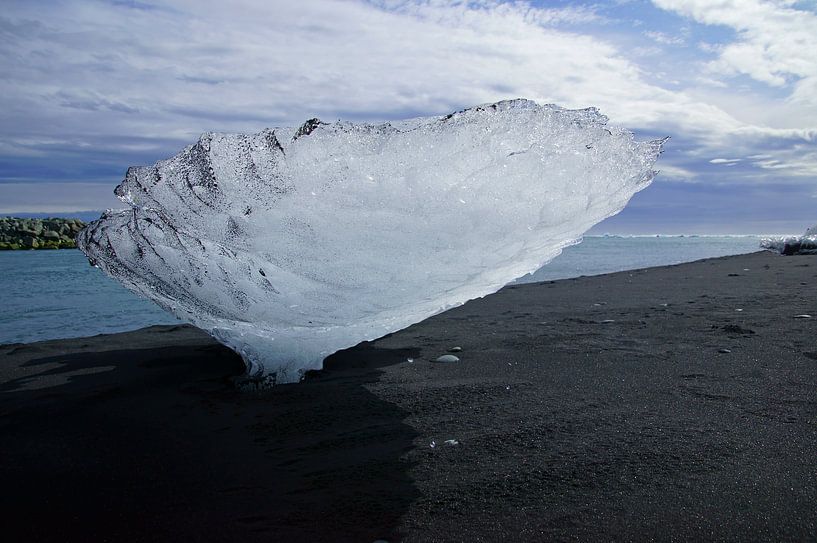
[{"left": 2, "top": 251, "right": 816, "bottom": 542}]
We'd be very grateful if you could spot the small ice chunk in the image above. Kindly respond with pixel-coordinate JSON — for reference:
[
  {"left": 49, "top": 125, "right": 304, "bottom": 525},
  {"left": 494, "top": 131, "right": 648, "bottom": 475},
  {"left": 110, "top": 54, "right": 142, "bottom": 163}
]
[
  {"left": 794, "top": 314, "right": 812, "bottom": 319},
  {"left": 761, "top": 224, "right": 817, "bottom": 255},
  {"left": 429, "top": 441, "right": 436, "bottom": 448},
  {"left": 719, "top": 348, "right": 732, "bottom": 353},
  {"left": 449, "top": 346, "right": 462, "bottom": 352},
  {"left": 444, "top": 439, "right": 459, "bottom": 446},
  {"left": 435, "top": 354, "right": 460, "bottom": 363}
]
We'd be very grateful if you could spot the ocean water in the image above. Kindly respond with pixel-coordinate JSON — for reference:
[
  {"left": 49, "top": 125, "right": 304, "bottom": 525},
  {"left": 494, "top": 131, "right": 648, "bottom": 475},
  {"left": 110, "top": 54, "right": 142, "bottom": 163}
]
[
  {"left": 0, "top": 236, "right": 765, "bottom": 345},
  {"left": 515, "top": 235, "right": 764, "bottom": 283},
  {"left": 0, "top": 249, "right": 178, "bottom": 345}
]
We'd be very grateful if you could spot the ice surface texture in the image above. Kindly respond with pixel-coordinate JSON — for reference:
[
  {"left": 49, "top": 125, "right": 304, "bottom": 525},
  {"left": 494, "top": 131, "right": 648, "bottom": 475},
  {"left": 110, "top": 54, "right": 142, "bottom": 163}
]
[
  {"left": 78, "top": 99, "right": 665, "bottom": 382},
  {"left": 761, "top": 224, "right": 817, "bottom": 255}
]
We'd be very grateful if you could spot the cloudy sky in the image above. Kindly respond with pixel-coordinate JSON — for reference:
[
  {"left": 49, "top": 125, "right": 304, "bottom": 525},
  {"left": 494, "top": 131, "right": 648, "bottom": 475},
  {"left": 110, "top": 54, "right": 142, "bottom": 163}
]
[{"left": 1, "top": 0, "right": 815, "bottom": 233}]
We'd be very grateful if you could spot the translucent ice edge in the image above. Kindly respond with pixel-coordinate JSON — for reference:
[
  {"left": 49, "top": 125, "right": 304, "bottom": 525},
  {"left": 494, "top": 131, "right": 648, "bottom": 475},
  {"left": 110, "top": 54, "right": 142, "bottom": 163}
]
[{"left": 77, "top": 99, "right": 666, "bottom": 383}]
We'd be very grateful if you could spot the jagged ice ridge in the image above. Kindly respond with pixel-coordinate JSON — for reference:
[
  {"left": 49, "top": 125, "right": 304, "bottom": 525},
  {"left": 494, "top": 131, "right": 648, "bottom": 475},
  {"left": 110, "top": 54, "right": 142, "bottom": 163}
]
[{"left": 78, "top": 99, "right": 666, "bottom": 383}]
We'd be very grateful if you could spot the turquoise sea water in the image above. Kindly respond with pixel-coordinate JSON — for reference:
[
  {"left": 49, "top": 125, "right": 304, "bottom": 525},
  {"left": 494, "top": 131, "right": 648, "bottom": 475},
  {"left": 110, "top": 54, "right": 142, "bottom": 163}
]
[
  {"left": 0, "top": 249, "right": 178, "bottom": 345},
  {"left": 0, "top": 236, "right": 765, "bottom": 345}
]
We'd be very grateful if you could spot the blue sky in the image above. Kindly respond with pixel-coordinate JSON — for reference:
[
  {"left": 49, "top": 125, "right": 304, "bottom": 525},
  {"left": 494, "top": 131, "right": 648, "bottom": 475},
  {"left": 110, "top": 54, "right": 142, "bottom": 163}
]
[{"left": 1, "top": 0, "right": 815, "bottom": 233}]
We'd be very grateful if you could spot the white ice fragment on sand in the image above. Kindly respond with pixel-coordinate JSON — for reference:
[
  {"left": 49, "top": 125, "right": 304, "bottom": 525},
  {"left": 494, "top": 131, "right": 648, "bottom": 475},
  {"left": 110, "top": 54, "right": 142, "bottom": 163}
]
[
  {"left": 735, "top": 308, "right": 743, "bottom": 312},
  {"left": 794, "top": 314, "right": 812, "bottom": 319},
  {"left": 76, "top": 99, "right": 665, "bottom": 382},
  {"left": 429, "top": 441, "right": 436, "bottom": 448},
  {"left": 406, "top": 358, "right": 414, "bottom": 363},
  {"left": 719, "top": 348, "right": 732, "bottom": 353},
  {"left": 444, "top": 439, "right": 459, "bottom": 446},
  {"left": 761, "top": 224, "right": 817, "bottom": 255},
  {"left": 601, "top": 319, "right": 615, "bottom": 323},
  {"left": 449, "top": 346, "right": 462, "bottom": 352},
  {"left": 435, "top": 354, "right": 460, "bottom": 363}
]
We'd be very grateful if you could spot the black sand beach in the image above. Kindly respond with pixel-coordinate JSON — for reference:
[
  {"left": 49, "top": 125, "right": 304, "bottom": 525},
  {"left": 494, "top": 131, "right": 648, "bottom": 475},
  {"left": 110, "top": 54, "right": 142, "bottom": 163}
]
[{"left": 2, "top": 251, "right": 816, "bottom": 542}]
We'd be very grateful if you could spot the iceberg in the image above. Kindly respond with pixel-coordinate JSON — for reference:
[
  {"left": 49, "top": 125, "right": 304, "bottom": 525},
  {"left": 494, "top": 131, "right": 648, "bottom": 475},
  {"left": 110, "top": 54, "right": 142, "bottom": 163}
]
[
  {"left": 761, "top": 224, "right": 817, "bottom": 255},
  {"left": 77, "top": 99, "right": 665, "bottom": 383}
]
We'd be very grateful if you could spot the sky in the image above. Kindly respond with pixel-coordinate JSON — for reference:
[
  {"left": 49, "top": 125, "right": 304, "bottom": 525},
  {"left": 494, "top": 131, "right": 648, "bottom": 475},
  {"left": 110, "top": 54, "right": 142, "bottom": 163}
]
[{"left": 1, "top": 0, "right": 815, "bottom": 234}]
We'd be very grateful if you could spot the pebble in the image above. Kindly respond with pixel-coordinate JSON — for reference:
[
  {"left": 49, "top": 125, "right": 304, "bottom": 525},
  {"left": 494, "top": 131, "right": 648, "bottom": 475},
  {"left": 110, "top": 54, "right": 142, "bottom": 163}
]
[
  {"left": 448, "top": 346, "right": 462, "bottom": 352},
  {"left": 434, "top": 354, "right": 460, "bottom": 363},
  {"left": 719, "top": 348, "right": 732, "bottom": 353}
]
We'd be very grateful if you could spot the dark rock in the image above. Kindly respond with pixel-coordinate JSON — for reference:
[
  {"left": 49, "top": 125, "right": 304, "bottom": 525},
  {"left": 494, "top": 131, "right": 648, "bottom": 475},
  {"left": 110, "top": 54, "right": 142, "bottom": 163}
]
[{"left": 0, "top": 217, "right": 86, "bottom": 250}]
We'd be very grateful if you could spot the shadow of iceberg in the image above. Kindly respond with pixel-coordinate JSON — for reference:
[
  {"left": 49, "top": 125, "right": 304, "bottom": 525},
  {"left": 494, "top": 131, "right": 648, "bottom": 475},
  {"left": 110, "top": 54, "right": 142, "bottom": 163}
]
[{"left": 0, "top": 325, "right": 420, "bottom": 542}]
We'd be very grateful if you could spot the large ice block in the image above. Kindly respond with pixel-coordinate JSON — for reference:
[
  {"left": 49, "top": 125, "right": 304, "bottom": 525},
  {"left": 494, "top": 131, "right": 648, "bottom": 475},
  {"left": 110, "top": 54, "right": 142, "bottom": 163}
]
[{"left": 78, "top": 99, "right": 665, "bottom": 382}]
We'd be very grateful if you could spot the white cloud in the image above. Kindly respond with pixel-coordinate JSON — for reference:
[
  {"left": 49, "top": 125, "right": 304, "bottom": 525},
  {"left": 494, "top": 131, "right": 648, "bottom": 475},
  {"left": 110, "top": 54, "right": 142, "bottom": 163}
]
[
  {"left": 644, "top": 30, "right": 685, "bottom": 45},
  {"left": 751, "top": 145, "right": 817, "bottom": 176},
  {"left": 710, "top": 158, "right": 741, "bottom": 164},
  {"left": 653, "top": 0, "right": 817, "bottom": 99},
  {"left": 651, "top": 0, "right": 817, "bottom": 181},
  {"left": 697, "top": 41, "right": 721, "bottom": 53},
  {"left": 0, "top": 0, "right": 748, "bottom": 144},
  {"left": 655, "top": 163, "right": 698, "bottom": 181}
]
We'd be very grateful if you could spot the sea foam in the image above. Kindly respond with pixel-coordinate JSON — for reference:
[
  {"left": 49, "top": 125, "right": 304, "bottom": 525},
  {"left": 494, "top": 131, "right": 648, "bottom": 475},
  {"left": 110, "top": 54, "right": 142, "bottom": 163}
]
[{"left": 78, "top": 99, "right": 665, "bottom": 382}]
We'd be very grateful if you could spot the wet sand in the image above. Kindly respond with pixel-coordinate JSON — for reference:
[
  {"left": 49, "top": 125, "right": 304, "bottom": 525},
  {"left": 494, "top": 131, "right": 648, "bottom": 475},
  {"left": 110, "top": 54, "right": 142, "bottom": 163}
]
[{"left": 1, "top": 251, "right": 816, "bottom": 541}]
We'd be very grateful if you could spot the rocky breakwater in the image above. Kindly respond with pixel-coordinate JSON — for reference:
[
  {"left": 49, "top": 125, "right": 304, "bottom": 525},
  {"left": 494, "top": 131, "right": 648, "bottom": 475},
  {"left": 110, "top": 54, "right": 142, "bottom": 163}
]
[{"left": 0, "top": 217, "right": 86, "bottom": 250}]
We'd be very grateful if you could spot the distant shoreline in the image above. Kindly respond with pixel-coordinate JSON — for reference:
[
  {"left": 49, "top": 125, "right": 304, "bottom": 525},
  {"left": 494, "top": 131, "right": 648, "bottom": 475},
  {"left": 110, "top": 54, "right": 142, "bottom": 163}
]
[{"left": 0, "top": 217, "right": 85, "bottom": 250}]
